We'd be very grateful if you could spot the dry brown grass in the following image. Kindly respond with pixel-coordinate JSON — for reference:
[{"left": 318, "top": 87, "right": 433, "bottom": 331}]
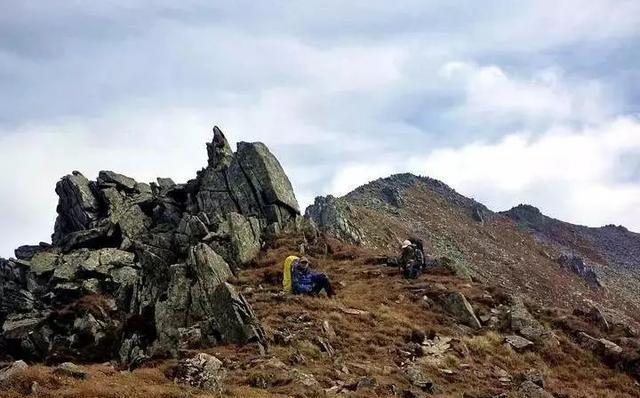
[{"left": 2, "top": 234, "right": 639, "bottom": 397}]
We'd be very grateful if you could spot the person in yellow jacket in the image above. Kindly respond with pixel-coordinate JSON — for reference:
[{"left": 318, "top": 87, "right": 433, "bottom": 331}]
[{"left": 283, "top": 256, "right": 335, "bottom": 297}]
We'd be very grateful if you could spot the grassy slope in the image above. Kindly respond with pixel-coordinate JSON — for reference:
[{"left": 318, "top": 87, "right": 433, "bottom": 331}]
[{"left": 1, "top": 235, "right": 638, "bottom": 398}]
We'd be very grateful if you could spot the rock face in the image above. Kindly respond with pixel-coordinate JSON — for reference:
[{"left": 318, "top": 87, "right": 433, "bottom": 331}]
[
  {"left": 442, "top": 292, "right": 482, "bottom": 329},
  {"left": 305, "top": 195, "right": 365, "bottom": 244},
  {"left": 0, "top": 126, "right": 305, "bottom": 365},
  {"left": 173, "top": 353, "right": 226, "bottom": 392},
  {"left": 557, "top": 255, "right": 602, "bottom": 289},
  {"left": 509, "top": 297, "right": 557, "bottom": 346}
]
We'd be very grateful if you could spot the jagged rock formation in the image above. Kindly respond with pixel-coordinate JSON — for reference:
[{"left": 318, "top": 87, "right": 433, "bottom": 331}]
[
  {"left": 305, "top": 195, "right": 365, "bottom": 245},
  {"left": 0, "top": 126, "right": 307, "bottom": 365}
]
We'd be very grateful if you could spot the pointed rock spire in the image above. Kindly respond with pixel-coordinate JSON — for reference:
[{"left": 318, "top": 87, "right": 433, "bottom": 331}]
[{"left": 206, "top": 126, "right": 234, "bottom": 169}]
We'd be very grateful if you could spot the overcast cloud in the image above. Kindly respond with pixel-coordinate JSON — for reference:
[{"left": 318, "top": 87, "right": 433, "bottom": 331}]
[{"left": 1, "top": 0, "right": 639, "bottom": 256}]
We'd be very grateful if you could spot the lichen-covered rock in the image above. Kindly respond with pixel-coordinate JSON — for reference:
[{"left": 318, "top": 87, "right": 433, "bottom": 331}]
[
  {"left": 52, "top": 172, "right": 101, "bottom": 245},
  {"left": 305, "top": 195, "right": 365, "bottom": 244},
  {"left": 442, "top": 292, "right": 482, "bottom": 329},
  {"left": 1, "top": 126, "right": 293, "bottom": 364},
  {"left": 227, "top": 212, "right": 261, "bottom": 266},
  {"left": 0, "top": 360, "right": 28, "bottom": 383},
  {"left": 97, "top": 170, "right": 137, "bottom": 191},
  {"left": 174, "top": 353, "right": 226, "bottom": 391},
  {"left": 235, "top": 141, "right": 300, "bottom": 214},
  {"left": 53, "top": 362, "right": 88, "bottom": 379},
  {"left": 29, "top": 252, "right": 60, "bottom": 275},
  {"left": 101, "top": 187, "right": 151, "bottom": 239},
  {"left": 509, "top": 297, "right": 557, "bottom": 346}
]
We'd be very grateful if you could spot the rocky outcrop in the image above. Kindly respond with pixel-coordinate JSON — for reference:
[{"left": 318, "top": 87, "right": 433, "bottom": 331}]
[
  {"left": 0, "top": 126, "right": 303, "bottom": 365},
  {"left": 442, "top": 292, "right": 482, "bottom": 329},
  {"left": 173, "top": 353, "right": 226, "bottom": 392},
  {"left": 509, "top": 297, "right": 557, "bottom": 346},
  {"left": 557, "top": 255, "right": 602, "bottom": 289},
  {"left": 305, "top": 195, "right": 365, "bottom": 245}
]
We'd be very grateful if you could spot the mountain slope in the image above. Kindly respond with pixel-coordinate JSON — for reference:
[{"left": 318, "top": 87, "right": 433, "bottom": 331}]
[
  {"left": 503, "top": 204, "right": 640, "bottom": 314},
  {"left": 306, "top": 174, "right": 640, "bottom": 325},
  {"left": 2, "top": 234, "right": 640, "bottom": 397}
]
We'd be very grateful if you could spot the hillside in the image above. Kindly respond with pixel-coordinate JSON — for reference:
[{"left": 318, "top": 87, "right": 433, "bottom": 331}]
[
  {"left": 502, "top": 204, "right": 640, "bottom": 314},
  {"left": 306, "top": 174, "right": 640, "bottom": 325},
  {"left": 1, "top": 234, "right": 640, "bottom": 397}
]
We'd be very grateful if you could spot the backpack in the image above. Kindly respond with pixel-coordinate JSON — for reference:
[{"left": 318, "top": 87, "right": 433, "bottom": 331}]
[
  {"left": 409, "top": 238, "right": 425, "bottom": 265},
  {"left": 282, "top": 255, "right": 299, "bottom": 293}
]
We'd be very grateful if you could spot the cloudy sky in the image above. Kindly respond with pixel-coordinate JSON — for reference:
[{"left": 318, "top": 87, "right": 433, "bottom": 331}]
[{"left": 1, "top": 0, "right": 640, "bottom": 256}]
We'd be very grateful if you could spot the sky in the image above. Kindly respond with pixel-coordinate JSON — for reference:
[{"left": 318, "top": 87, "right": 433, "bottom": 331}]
[{"left": 1, "top": 0, "right": 640, "bottom": 257}]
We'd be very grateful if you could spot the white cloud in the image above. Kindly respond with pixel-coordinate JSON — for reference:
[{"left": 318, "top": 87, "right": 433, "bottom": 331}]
[
  {"left": 440, "top": 61, "right": 611, "bottom": 125},
  {"left": 1, "top": 1, "right": 640, "bottom": 257}
]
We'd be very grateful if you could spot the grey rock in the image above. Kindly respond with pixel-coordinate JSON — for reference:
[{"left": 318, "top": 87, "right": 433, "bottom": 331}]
[
  {"left": 516, "top": 380, "right": 554, "bottom": 398},
  {"left": 227, "top": 212, "right": 261, "bottom": 266},
  {"left": 57, "top": 223, "right": 119, "bottom": 253},
  {"left": 577, "top": 332, "right": 623, "bottom": 357},
  {"left": 2, "top": 126, "right": 288, "bottom": 364},
  {"left": 288, "top": 368, "right": 319, "bottom": 388},
  {"left": 381, "top": 186, "right": 404, "bottom": 207},
  {"left": 154, "top": 264, "right": 191, "bottom": 355},
  {"left": 52, "top": 171, "right": 101, "bottom": 245},
  {"left": 174, "top": 353, "right": 226, "bottom": 392},
  {"left": 2, "top": 313, "right": 45, "bottom": 339},
  {"left": 119, "top": 334, "right": 148, "bottom": 369},
  {"left": 0, "top": 360, "right": 28, "bottom": 383},
  {"left": 203, "top": 282, "right": 266, "bottom": 345},
  {"left": 100, "top": 187, "right": 151, "bottom": 239},
  {"left": 29, "top": 252, "right": 60, "bottom": 275},
  {"left": 53, "top": 362, "right": 88, "bottom": 379},
  {"left": 442, "top": 292, "right": 482, "bottom": 329},
  {"left": 206, "top": 126, "right": 234, "bottom": 170},
  {"left": 514, "top": 369, "right": 545, "bottom": 388},
  {"left": 14, "top": 243, "right": 51, "bottom": 261},
  {"left": 156, "top": 177, "right": 176, "bottom": 190},
  {"left": 505, "top": 335, "right": 534, "bottom": 351},
  {"left": 509, "top": 297, "right": 557, "bottom": 345},
  {"left": 235, "top": 141, "right": 300, "bottom": 213},
  {"left": 97, "top": 170, "right": 137, "bottom": 191},
  {"left": 557, "top": 255, "right": 602, "bottom": 289},
  {"left": 404, "top": 366, "right": 434, "bottom": 392},
  {"left": 305, "top": 195, "right": 365, "bottom": 245}
]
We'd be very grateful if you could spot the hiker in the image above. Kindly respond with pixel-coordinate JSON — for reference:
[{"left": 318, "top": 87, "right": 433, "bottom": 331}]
[
  {"left": 400, "top": 239, "right": 425, "bottom": 279},
  {"left": 288, "top": 256, "right": 336, "bottom": 297}
]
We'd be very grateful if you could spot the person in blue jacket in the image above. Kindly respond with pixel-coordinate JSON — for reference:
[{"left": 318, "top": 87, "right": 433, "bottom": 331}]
[{"left": 291, "top": 257, "right": 335, "bottom": 297}]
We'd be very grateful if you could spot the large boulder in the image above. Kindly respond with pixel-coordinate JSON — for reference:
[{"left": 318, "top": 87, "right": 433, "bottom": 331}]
[
  {"left": 173, "top": 353, "right": 226, "bottom": 392},
  {"left": 305, "top": 195, "right": 365, "bottom": 244},
  {"left": 235, "top": 141, "right": 300, "bottom": 214},
  {"left": 97, "top": 170, "right": 137, "bottom": 191},
  {"left": 442, "top": 292, "right": 482, "bottom": 329},
  {"left": 0, "top": 360, "right": 28, "bottom": 383},
  {"left": 52, "top": 172, "right": 101, "bottom": 245},
  {"left": 153, "top": 244, "right": 263, "bottom": 355},
  {"left": 509, "top": 297, "right": 557, "bottom": 346}
]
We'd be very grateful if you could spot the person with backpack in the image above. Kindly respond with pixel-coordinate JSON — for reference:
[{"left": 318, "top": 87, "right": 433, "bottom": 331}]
[
  {"left": 400, "top": 239, "right": 425, "bottom": 279},
  {"left": 285, "top": 256, "right": 335, "bottom": 297}
]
